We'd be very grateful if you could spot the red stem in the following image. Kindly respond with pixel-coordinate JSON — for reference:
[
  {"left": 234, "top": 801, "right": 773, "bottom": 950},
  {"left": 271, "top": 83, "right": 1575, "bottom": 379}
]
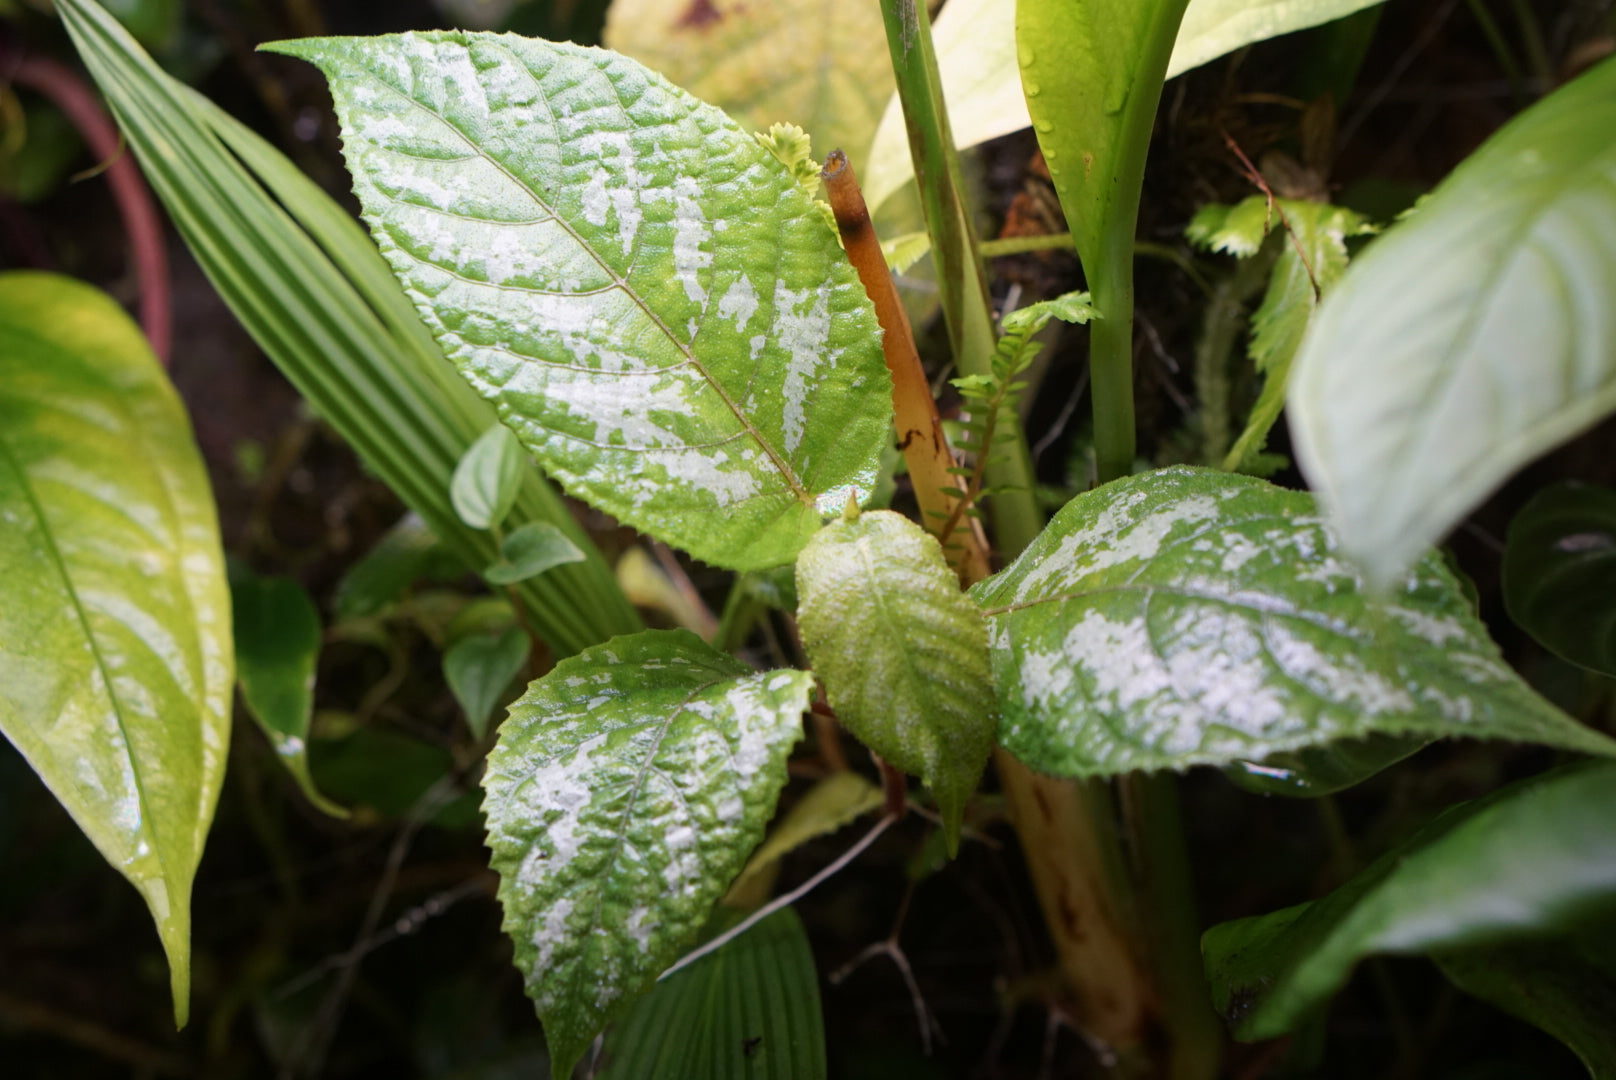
[{"left": 10, "top": 54, "right": 171, "bottom": 363}]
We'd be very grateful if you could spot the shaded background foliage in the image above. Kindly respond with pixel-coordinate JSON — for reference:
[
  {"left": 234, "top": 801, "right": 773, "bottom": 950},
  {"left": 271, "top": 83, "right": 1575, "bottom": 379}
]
[{"left": 2, "top": 0, "right": 1615, "bottom": 1077}]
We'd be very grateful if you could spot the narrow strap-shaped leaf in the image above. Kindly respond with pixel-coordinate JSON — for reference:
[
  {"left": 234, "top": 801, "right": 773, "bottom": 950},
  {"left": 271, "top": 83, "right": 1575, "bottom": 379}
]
[
  {"left": 0, "top": 271, "right": 232, "bottom": 1026},
  {"left": 1204, "top": 761, "right": 1616, "bottom": 1041},
  {"left": 481, "top": 629, "right": 813, "bottom": 1076},
  {"left": 971, "top": 466, "right": 1616, "bottom": 777},
  {"left": 597, "top": 908, "right": 828, "bottom": 1080},
  {"left": 796, "top": 510, "right": 997, "bottom": 851},
  {"left": 55, "top": 0, "right": 641, "bottom": 654},
  {"left": 268, "top": 32, "right": 894, "bottom": 571}
]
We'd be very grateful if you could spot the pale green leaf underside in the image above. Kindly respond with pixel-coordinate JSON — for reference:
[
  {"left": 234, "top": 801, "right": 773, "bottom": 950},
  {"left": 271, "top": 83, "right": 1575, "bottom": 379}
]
[
  {"left": 481, "top": 629, "right": 812, "bottom": 1077},
  {"left": 270, "top": 32, "right": 892, "bottom": 571},
  {"left": 598, "top": 908, "right": 827, "bottom": 1080},
  {"left": 971, "top": 467, "right": 1615, "bottom": 778},
  {"left": 796, "top": 511, "right": 996, "bottom": 850},
  {"left": 0, "top": 271, "right": 232, "bottom": 1025},
  {"left": 862, "top": 0, "right": 1385, "bottom": 213},
  {"left": 1205, "top": 761, "right": 1616, "bottom": 1041},
  {"left": 1289, "top": 57, "right": 1616, "bottom": 587}
]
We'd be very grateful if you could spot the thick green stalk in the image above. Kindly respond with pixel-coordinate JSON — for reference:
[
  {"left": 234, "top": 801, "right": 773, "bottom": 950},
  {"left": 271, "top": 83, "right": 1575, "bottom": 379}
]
[{"left": 878, "top": 0, "right": 1041, "bottom": 554}]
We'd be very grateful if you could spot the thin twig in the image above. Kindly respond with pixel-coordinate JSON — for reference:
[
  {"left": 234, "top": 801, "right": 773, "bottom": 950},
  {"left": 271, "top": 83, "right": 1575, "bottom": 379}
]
[{"left": 1219, "top": 129, "right": 1322, "bottom": 296}]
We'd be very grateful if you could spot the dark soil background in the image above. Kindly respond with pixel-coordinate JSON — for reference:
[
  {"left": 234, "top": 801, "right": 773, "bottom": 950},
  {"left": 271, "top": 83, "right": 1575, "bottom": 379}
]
[{"left": 2, "top": 0, "right": 1614, "bottom": 1077}]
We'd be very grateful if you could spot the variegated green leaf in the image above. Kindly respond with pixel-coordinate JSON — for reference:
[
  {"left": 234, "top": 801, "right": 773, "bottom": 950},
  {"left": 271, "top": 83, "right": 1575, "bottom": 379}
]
[
  {"left": 481, "top": 629, "right": 812, "bottom": 1078},
  {"left": 796, "top": 510, "right": 996, "bottom": 852},
  {"left": 267, "top": 32, "right": 892, "bottom": 571},
  {"left": 971, "top": 466, "right": 1616, "bottom": 777}
]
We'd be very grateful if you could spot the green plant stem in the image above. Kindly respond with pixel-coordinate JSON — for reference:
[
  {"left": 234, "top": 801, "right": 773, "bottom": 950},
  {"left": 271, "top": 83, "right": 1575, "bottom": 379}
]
[
  {"left": 980, "top": 232, "right": 1073, "bottom": 257},
  {"left": 877, "top": 0, "right": 1041, "bottom": 555},
  {"left": 1464, "top": 0, "right": 1527, "bottom": 101},
  {"left": 1120, "top": 774, "right": 1222, "bottom": 1080}
]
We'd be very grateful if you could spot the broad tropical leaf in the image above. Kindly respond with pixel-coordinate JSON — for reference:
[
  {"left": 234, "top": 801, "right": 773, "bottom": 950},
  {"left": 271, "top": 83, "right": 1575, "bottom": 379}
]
[
  {"left": 1503, "top": 481, "right": 1616, "bottom": 678},
  {"left": 57, "top": 0, "right": 641, "bottom": 656},
  {"left": 1187, "top": 196, "right": 1375, "bottom": 473},
  {"left": 1437, "top": 942, "right": 1616, "bottom": 1079},
  {"left": 970, "top": 467, "right": 1616, "bottom": 777},
  {"left": 230, "top": 569, "right": 344, "bottom": 816},
  {"left": 481, "top": 630, "right": 813, "bottom": 1077},
  {"left": 862, "top": 0, "right": 1386, "bottom": 213},
  {"left": 0, "top": 271, "right": 232, "bottom": 1025},
  {"left": 1224, "top": 732, "right": 1427, "bottom": 797},
  {"left": 1289, "top": 57, "right": 1616, "bottom": 587},
  {"left": 796, "top": 510, "right": 997, "bottom": 851},
  {"left": 1204, "top": 761, "right": 1616, "bottom": 1041},
  {"left": 597, "top": 909, "right": 827, "bottom": 1080},
  {"left": 269, "top": 32, "right": 893, "bottom": 571}
]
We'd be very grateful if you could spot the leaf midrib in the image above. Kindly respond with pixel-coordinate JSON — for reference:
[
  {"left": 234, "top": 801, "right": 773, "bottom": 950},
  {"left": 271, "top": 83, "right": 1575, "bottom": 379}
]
[{"left": 360, "top": 39, "right": 813, "bottom": 504}]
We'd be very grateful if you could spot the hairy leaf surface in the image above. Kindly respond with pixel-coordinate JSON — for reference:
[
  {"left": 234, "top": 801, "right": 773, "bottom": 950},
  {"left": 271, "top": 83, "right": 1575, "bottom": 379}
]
[
  {"left": 270, "top": 32, "right": 892, "bottom": 570},
  {"left": 482, "top": 630, "right": 812, "bottom": 1077},
  {"left": 598, "top": 909, "right": 826, "bottom": 1080},
  {"left": 971, "top": 467, "right": 1615, "bottom": 777},
  {"left": 1503, "top": 481, "right": 1616, "bottom": 678},
  {"left": 0, "top": 271, "right": 232, "bottom": 1024},
  {"left": 863, "top": 0, "right": 1385, "bottom": 212},
  {"left": 1204, "top": 762, "right": 1616, "bottom": 1040},
  {"left": 1289, "top": 57, "right": 1616, "bottom": 586},
  {"left": 1188, "top": 196, "right": 1374, "bottom": 472},
  {"left": 796, "top": 511, "right": 997, "bottom": 851}
]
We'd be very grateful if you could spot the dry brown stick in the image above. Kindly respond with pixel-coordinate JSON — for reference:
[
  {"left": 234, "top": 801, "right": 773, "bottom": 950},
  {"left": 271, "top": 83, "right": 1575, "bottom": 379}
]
[{"left": 821, "top": 150, "right": 993, "bottom": 586}]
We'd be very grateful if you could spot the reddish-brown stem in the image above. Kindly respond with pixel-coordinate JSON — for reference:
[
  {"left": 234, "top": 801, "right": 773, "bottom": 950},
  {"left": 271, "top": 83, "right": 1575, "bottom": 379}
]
[
  {"left": 821, "top": 150, "right": 992, "bottom": 585},
  {"left": 9, "top": 54, "right": 171, "bottom": 363}
]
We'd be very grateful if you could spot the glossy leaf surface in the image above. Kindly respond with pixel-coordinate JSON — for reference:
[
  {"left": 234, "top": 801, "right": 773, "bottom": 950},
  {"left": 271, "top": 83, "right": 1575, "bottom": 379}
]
[
  {"left": 1503, "top": 481, "right": 1616, "bottom": 677},
  {"left": 1224, "top": 732, "right": 1427, "bottom": 798},
  {"left": 796, "top": 511, "right": 997, "bottom": 851},
  {"left": 230, "top": 570, "right": 343, "bottom": 816},
  {"left": 1016, "top": 0, "right": 1190, "bottom": 279},
  {"left": 0, "top": 271, "right": 232, "bottom": 1024},
  {"left": 482, "top": 630, "right": 812, "bottom": 1076},
  {"left": 971, "top": 467, "right": 1616, "bottom": 777},
  {"left": 444, "top": 624, "right": 531, "bottom": 739},
  {"left": 272, "top": 32, "right": 893, "bottom": 571},
  {"left": 1289, "top": 57, "right": 1616, "bottom": 587},
  {"left": 483, "top": 520, "right": 586, "bottom": 587},
  {"left": 451, "top": 423, "right": 525, "bottom": 530},
  {"left": 597, "top": 908, "right": 826, "bottom": 1080},
  {"left": 863, "top": 0, "right": 1384, "bottom": 212},
  {"left": 1204, "top": 762, "right": 1616, "bottom": 1040},
  {"left": 1437, "top": 942, "right": 1616, "bottom": 1079}
]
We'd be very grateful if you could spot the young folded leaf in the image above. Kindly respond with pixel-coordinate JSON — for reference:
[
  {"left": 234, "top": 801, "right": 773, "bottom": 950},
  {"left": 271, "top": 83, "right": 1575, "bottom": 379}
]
[
  {"left": 970, "top": 466, "right": 1616, "bottom": 777},
  {"left": 267, "top": 32, "right": 893, "bottom": 571},
  {"left": 480, "top": 629, "right": 813, "bottom": 1078},
  {"left": 0, "top": 271, "right": 233, "bottom": 1026},
  {"left": 1204, "top": 761, "right": 1616, "bottom": 1042},
  {"left": 796, "top": 510, "right": 997, "bottom": 852}
]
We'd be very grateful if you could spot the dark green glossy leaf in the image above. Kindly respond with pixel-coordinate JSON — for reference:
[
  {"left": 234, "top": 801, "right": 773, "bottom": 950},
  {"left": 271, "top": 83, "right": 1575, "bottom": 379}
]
[
  {"left": 482, "top": 630, "right": 812, "bottom": 1077},
  {"left": 443, "top": 624, "right": 530, "bottom": 739},
  {"left": 796, "top": 510, "right": 996, "bottom": 852},
  {"left": 1438, "top": 942, "right": 1616, "bottom": 1079},
  {"left": 483, "top": 521, "right": 586, "bottom": 587},
  {"left": 1289, "top": 57, "right": 1616, "bottom": 587},
  {"left": 1204, "top": 761, "right": 1616, "bottom": 1040},
  {"left": 0, "top": 270, "right": 232, "bottom": 1025},
  {"left": 451, "top": 423, "right": 525, "bottom": 531},
  {"left": 309, "top": 726, "right": 480, "bottom": 827},
  {"left": 230, "top": 570, "right": 345, "bottom": 816},
  {"left": 1503, "top": 481, "right": 1616, "bottom": 677},
  {"left": 970, "top": 466, "right": 1616, "bottom": 777},
  {"left": 268, "top": 32, "right": 893, "bottom": 572},
  {"left": 597, "top": 909, "right": 826, "bottom": 1080},
  {"left": 1224, "top": 732, "right": 1428, "bottom": 797}
]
